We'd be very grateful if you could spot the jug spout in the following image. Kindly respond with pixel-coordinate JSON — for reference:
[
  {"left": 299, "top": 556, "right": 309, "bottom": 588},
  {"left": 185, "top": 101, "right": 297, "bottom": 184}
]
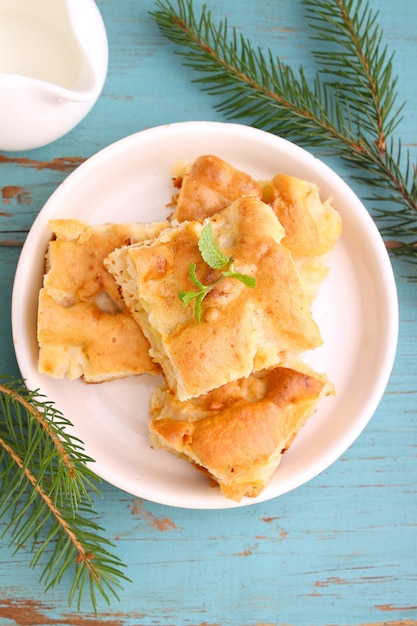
[
  {"left": 60, "top": 0, "right": 109, "bottom": 102},
  {"left": 0, "top": 0, "right": 108, "bottom": 150}
]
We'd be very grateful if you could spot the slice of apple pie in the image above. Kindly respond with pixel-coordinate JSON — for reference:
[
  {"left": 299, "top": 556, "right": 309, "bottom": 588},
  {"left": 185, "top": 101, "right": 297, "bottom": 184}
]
[
  {"left": 37, "top": 219, "right": 167, "bottom": 382},
  {"left": 105, "top": 196, "right": 322, "bottom": 400},
  {"left": 150, "top": 365, "right": 334, "bottom": 502}
]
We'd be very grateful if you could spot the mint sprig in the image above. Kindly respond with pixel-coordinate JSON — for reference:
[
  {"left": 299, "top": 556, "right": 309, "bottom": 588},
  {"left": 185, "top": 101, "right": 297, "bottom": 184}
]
[
  {"left": 178, "top": 223, "right": 256, "bottom": 322},
  {"left": 198, "top": 222, "right": 229, "bottom": 268}
]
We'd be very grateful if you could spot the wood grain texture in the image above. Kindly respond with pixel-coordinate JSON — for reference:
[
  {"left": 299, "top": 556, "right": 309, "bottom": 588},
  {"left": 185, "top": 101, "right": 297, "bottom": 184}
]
[{"left": 0, "top": 0, "right": 416, "bottom": 624}]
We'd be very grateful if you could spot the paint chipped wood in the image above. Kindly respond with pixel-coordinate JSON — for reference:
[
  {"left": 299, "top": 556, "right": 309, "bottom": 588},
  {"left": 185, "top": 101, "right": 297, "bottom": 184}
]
[{"left": 0, "top": 0, "right": 416, "bottom": 623}]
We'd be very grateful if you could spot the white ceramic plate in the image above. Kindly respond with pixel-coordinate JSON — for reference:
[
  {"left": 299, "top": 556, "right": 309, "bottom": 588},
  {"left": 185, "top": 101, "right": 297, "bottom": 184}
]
[{"left": 12, "top": 121, "right": 398, "bottom": 509}]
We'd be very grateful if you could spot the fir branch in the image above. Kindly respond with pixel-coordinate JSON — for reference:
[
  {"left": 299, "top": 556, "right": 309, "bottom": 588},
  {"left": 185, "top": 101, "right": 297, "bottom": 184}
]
[
  {"left": 150, "top": 0, "right": 417, "bottom": 268},
  {"left": 0, "top": 377, "right": 130, "bottom": 611}
]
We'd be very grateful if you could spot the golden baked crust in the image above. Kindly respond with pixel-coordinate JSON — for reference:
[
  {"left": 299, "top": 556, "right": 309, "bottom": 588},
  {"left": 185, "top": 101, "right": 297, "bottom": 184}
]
[
  {"left": 35, "top": 158, "right": 340, "bottom": 503},
  {"left": 150, "top": 366, "right": 334, "bottom": 501},
  {"left": 171, "top": 156, "right": 341, "bottom": 258},
  {"left": 171, "top": 158, "right": 341, "bottom": 303},
  {"left": 37, "top": 219, "right": 168, "bottom": 381},
  {"left": 105, "top": 196, "right": 323, "bottom": 400},
  {"left": 266, "top": 175, "right": 342, "bottom": 302},
  {"left": 261, "top": 174, "right": 342, "bottom": 258},
  {"left": 37, "top": 290, "right": 158, "bottom": 382},
  {"left": 172, "top": 154, "right": 261, "bottom": 221}
]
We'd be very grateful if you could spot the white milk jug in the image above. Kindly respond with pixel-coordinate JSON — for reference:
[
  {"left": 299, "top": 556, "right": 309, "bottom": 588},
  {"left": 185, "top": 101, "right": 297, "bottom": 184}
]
[{"left": 0, "top": 0, "right": 108, "bottom": 151}]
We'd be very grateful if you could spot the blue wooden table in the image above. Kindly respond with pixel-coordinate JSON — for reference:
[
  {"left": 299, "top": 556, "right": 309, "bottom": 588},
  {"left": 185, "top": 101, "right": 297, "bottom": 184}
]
[{"left": 1, "top": 1, "right": 416, "bottom": 624}]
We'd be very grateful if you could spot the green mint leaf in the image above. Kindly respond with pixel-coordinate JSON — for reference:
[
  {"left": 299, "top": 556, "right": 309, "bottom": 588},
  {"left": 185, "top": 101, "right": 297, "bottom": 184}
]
[
  {"left": 178, "top": 224, "right": 256, "bottom": 322},
  {"left": 225, "top": 271, "right": 256, "bottom": 288},
  {"left": 194, "top": 292, "right": 206, "bottom": 322},
  {"left": 198, "top": 223, "right": 229, "bottom": 269},
  {"left": 188, "top": 262, "right": 205, "bottom": 289},
  {"left": 178, "top": 262, "right": 213, "bottom": 319},
  {"left": 178, "top": 290, "right": 198, "bottom": 306}
]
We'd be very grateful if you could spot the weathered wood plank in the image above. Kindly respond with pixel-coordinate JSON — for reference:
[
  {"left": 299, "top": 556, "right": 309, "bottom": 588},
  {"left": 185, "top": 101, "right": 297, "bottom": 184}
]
[{"left": 0, "top": 0, "right": 416, "bottom": 624}]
